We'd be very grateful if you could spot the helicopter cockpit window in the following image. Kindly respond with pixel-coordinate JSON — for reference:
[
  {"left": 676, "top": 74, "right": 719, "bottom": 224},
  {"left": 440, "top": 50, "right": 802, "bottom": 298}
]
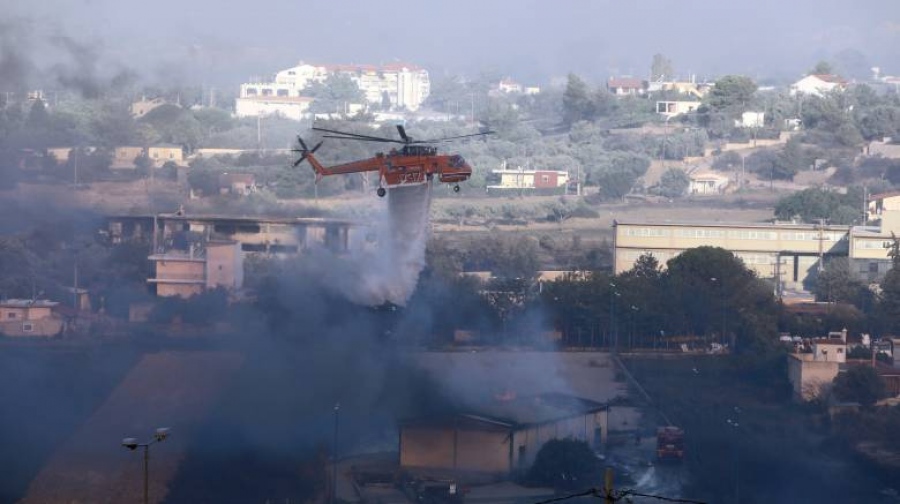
[{"left": 450, "top": 155, "right": 466, "bottom": 168}]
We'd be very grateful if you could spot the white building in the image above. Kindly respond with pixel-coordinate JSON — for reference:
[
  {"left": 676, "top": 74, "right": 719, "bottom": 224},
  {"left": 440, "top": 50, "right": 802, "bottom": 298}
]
[
  {"left": 789, "top": 74, "right": 848, "bottom": 97},
  {"left": 237, "top": 61, "right": 431, "bottom": 119},
  {"left": 235, "top": 96, "right": 313, "bottom": 121},
  {"left": 656, "top": 100, "right": 702, "bottom": 118},
  {"left": 688, "top": 172, "right": 730, "bottom": 195},
  {"left": 735, "top": 111, "right": 765, "bottom": 129}
]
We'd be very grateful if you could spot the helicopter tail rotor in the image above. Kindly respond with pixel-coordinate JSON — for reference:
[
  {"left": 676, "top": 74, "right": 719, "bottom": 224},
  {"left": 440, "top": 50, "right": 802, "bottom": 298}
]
[{"left": 292, "top": 136, "right": 323, "bottom": 167}]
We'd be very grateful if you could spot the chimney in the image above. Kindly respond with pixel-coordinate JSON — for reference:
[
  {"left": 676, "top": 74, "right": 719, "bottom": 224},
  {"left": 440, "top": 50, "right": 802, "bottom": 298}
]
[{"left": 841, "top": 328, "right": 848, "bottom": 343}]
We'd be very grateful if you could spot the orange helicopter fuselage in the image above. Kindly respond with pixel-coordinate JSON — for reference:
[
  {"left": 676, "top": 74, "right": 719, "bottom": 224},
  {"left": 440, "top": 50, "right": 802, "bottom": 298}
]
[{"left": 304, "top": 147, "right": 472, "bottom": 187}]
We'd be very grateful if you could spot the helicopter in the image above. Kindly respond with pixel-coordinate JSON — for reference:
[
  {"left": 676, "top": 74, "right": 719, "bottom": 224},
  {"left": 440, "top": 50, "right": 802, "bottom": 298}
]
[{"left": 292, "top": 125, "right": 493, "bottom": 197}]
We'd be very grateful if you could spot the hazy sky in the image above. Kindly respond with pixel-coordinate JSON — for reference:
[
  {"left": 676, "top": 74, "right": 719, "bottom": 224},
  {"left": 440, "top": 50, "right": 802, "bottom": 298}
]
[{"left": 5, "top": 0, "right": 900, "bottom": 89}]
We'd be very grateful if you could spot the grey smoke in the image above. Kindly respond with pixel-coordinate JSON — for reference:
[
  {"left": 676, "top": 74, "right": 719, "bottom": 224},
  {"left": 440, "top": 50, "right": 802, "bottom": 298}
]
[
  {"left": 0, "top": 19, "right": 37, "bottom": 92},
  {"left": 328, "top": 183, "right": 433, "bottom": 307}
]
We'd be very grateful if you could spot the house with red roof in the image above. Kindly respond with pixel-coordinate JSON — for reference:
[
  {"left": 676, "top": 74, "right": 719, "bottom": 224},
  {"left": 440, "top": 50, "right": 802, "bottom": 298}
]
[
  {"left": 607, "top": 77, "right": 647, "bottom": 97},
  {"left": 789, "top": 74, "right": 848, "bottom": 97}
]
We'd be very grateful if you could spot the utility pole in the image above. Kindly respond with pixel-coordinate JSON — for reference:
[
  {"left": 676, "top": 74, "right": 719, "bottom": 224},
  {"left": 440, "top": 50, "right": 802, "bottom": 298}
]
[
  {"left": 816, "top": 218, "right": 825, "bottom": 273},
  {"left": 603, "top": 468, "right": 615, "bottom": 504},
  {"left": 256, "top": 115, "right": 262, "bottom": 153},
  {"left": 863, "top": 185, "right": 869, "bottom": 224},
  {"left": 332, "top": 403, "right": 340, "bottom": 504}
]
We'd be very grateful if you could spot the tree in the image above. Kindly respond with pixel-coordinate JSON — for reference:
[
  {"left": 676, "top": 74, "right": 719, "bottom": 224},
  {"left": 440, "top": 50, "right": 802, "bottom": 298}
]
[
  {"left": 857, "top": 105, "right": 900, "bottom": 141},
  {"left": 563, "top": 74, "right": 593, "bottom": 127},
  {"left": 833, "top": 366, "right": 888, "bottom": 406},
  {"left": 526, "top": 439, "right": 601, "bottom": 490},
  {"left": 664, "top": 247, "right": 778, "bottom": 353},
  {"left": 26, "top": 99, "right": 50, "bottom": 129},
  {"left": 651, "top": 53, "right": 674, "bottom": 81},
  {"left": 810, "top": 61, "right": 834, "bottom": 75},
  {"left": 815, "top": 258, "right": 868, "bottom": 305},
  {"left": 712, "top": 151, "right": 743, "bottom": 172},
  {"left": 773, "top": 187, "right": 863, "bottom": 224},
  {"left": 707, "top": 76, "right": 758, "bottom": 111},
  {"left": 657, "top": 167, "right": 689, "bottom": 198},
  {"left": 304, "top": 74, "right": 367, "bottom": 113},
  {"left": 878, "top": 250, "right": 900, "bottom": 334}
]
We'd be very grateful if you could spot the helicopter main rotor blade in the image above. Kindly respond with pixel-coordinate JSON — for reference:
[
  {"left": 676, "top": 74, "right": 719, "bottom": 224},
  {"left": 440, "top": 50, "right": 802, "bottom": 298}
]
[
  {"left": 312, "top": 127, "right": 398, "bottom": 143},
  {"left": 321, "top": 135, "right": 405, "bottom": 144},
  {"left": 410, "top": 131, "right": 496, "bottom": 144}
]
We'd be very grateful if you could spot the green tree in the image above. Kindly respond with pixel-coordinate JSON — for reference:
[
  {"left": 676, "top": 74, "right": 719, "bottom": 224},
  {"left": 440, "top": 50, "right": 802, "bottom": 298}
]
[
  {"left": 810, "top": 61, "right": 834, "bottom": 75},
  {"left": 304, "top": 74, "right": 367, "bottom": 113},
  {"left": 815, "top": 258, "right": 868, "bottom": 305},
  {"left": 707, "top": 76, "right": 758, "bottom": 111},
  {"left": 26, "top": 99, "right": 50, "bottom": 129},
  {"left": 774, "top": 187, "right": 864, "bottom": 224},
  {"left": 712, "top": 151, "right": 743, "bottom": 172},
  {"left": 878, "top": 255, "right": 900, "bottom": 334},
  {"left": 664, "top": 246, "right": 778, "bottom": 353},
  {"left": 563, "top": 73, "right": 593, "bottom": 126},
  {"left": 651, "top": 53, "right": 674, "bottom": 81},
  {"left": 833, "top": 366, "right": 888, "bottom": 406},
  {"left": 857, "top": 105, "right": 900, "bottom": 140},
  {"left": 526, "top": 439, "right": 601, "bottom": 491},
  {"left": 657, "top": 167, "right": 690, "bottom": 198}
]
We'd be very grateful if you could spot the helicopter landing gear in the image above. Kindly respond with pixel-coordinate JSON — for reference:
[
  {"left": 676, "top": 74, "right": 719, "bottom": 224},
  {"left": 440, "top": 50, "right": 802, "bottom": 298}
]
[
  {"left": 453, "top": 185, "right": 461, "bottom": 193},
  {"left": 377, "top": 187, "right": 386, "bottom": 198}
]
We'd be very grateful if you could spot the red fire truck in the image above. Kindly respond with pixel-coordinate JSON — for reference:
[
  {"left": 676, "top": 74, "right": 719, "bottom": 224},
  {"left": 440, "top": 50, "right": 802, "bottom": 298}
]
[{"left": 656, "top": 426, "right": 685, "bottom": 461}]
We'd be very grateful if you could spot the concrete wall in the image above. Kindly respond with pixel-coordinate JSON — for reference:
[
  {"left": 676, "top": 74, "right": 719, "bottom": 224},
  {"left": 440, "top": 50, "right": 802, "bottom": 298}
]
[
  {"left": 0, "top": 306, "right": 53, "bottom": 321},
  {"left": 401, "top": 426, "right": 457, "bottom": 470},
  {"left": 455, "top": 429, "right": 510, "bottom": 473},
  {"left": 400, "top": 425, "right": 509, "bottom": 474},
  {"left": 788, "top": 354, "right": 839, "bottom": 401},
  {"left": 0, "top": 318, "right": 63, "bottom": 337},
  {"left": 205, "top": 242, "right": 243, "bottom": 290}
]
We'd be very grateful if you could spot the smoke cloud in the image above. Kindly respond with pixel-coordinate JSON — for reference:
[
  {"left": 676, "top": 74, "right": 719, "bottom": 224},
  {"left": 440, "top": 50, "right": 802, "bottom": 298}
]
[{"left": 325, "top": 182, "right": 433, "bottom": 307}]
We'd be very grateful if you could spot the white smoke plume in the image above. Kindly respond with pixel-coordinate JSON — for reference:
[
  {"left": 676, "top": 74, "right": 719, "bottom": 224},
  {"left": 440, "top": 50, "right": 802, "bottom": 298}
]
[{"left": 328, "top": 182, "right": 433, "bottom": 306}]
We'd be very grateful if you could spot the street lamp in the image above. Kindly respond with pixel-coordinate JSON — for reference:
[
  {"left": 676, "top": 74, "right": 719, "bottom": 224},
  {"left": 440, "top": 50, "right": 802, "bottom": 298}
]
[
  {"left": 629, "top": 305, "right": 639, "bottom": 350},
  {"left": 726, "top": 408, "right": 741, "bottom": 504},
  {"left": 121, "top": 427, "right": 170, "bottom": 504},
  {"left": 710, "top": 277, "right": 727, "bottom": 345},
  {"left": 609, "top": 283, "right": 619, "bottom": 353}
]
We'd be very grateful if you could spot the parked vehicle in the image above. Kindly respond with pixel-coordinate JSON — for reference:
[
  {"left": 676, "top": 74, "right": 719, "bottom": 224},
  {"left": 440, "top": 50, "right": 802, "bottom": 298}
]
[{"left": 656, "top": 426, "right": 685, "bottom": 462}]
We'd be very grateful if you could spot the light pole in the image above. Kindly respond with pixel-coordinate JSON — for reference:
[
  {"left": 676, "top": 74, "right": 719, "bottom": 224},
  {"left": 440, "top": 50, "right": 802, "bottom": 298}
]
[
  {"left": 726, "top": 407, "right": 741, "bottom": 504},
  {"left": 332, "top": 402, "right": 340, "bottom": 504},
  {"left": 710, "top": 277, "right": 726, "bottom": 345},
  {"left": 608, "top": 283, "right": 619, "bottom": 353},
  {"left": 629, "top": 305, "right": 639, "bottom": 350},
  {"left": 122, "top": 428, "right": 170, "bottom": 504}
]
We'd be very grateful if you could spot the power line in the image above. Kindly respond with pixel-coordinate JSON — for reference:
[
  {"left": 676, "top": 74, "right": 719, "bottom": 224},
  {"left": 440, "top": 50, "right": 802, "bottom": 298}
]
[
  {"left": 531, "top": 488, "right": 600, "bottom": 504},
  {"left": 618, "top": 490, "right": 707, "bottom": 504},
  {"left": 529, "top": 488, "right": 706, "bottom": 504}
]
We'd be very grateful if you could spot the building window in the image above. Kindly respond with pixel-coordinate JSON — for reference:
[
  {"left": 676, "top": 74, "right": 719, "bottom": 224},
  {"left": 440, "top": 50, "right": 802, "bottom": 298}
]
[
  {"left": 22, "top": 323, "right": 33, "bottom": 332},
  {"left": 7, "top": 312, "right": 16, "bottom": 319}
]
